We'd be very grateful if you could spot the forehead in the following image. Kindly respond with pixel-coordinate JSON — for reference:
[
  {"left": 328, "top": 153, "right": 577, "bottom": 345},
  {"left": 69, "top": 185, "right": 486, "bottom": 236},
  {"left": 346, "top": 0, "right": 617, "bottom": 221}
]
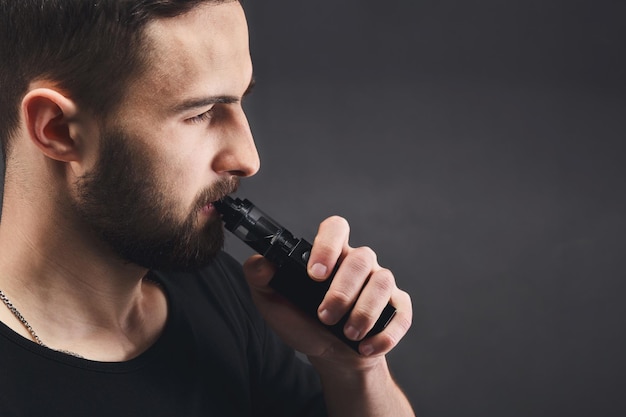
[{"left": 122, "top": 2, "right": 251, "bottom": 114}]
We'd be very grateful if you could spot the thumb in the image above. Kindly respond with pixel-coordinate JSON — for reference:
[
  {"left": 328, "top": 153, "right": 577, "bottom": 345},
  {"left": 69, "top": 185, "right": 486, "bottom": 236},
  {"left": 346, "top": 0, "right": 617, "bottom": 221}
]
[{"left": 242, "top": 254, "right": 276, "bottom": 290}]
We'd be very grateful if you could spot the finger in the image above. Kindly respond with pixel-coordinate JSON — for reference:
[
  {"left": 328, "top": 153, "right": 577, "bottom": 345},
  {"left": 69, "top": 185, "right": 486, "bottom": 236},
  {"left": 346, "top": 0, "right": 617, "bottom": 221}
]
[
  {"left": 317, "top": 246, "right": 377, "bottom": 326},
  {"left": 357, "top": 289, "right": 413, "bottom": 357},
  {"left": 343, "top": 267, "right": 395, "bottom": 341},
  {"left": 242, "top": 254, "right": 276, "bottom": 290},
  {"left": 307, "top": 216, "right": 350, "bottom": 281}
]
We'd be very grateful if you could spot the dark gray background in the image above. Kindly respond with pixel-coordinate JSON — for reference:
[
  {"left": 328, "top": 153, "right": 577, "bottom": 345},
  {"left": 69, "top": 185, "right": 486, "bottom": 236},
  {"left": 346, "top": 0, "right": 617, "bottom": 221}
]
[
  {"left": 236, "top": 1, "right": 626, "bottom": 416},
  {"left": 1, "top": 1, "right": 625, "bottom": 416}
]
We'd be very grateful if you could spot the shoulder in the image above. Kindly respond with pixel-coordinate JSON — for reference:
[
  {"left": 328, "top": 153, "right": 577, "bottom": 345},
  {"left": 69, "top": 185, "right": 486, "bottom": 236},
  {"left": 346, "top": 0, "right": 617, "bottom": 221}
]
[
  {"left": 152, "top": 253, "right": 328, "bottom": 416},
  {"left": 153, "top": 251, "right": 247, "bottom": 295},
  {"left": 151, "top": 252, "right": 261, "bottom": 335}
]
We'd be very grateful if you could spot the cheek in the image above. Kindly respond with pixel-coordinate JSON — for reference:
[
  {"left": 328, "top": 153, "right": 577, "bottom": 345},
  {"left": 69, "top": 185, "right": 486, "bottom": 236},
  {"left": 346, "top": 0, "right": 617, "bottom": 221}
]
[
  {"left": 159, "top": 147, "right": 217, "bottom": 205},
  {"left": 134, "top": 122, "right": 219, "bottom": 207}
]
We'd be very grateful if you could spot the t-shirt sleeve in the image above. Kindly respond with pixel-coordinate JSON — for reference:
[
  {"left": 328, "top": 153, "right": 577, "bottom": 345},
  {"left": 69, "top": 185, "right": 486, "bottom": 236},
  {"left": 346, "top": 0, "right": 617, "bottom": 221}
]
[{"left": 214, "top": 252, "right": 328, "bottom": 417}]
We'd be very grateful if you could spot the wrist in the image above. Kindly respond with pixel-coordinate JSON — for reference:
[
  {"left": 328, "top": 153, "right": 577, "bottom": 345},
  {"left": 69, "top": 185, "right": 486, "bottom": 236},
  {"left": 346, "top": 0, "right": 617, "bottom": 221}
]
[
  {"left": 308, "top": 352, "right": 389, "bottom": 381},
  {"left": 309, "top": 355, "right": 415, "bottom": 417}
]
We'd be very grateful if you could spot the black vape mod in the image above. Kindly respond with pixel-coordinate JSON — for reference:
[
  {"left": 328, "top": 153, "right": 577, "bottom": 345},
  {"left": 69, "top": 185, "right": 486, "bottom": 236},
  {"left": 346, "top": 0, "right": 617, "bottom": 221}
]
[{"left": 214, "top": 196, "right": 396, "bottom": 353}]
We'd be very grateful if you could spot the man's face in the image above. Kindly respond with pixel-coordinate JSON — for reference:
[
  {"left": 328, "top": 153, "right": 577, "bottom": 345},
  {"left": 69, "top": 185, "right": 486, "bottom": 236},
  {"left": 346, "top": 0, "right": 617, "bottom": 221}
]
[{"left": 72, "top": 1, "right": 259, "bottom": 270}]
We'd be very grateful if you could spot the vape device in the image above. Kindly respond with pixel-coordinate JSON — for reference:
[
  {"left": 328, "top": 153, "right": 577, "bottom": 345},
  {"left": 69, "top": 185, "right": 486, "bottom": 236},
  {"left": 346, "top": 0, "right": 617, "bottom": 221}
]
[{"left": 214, "top": 196, "right": 396, "bottom": 353}]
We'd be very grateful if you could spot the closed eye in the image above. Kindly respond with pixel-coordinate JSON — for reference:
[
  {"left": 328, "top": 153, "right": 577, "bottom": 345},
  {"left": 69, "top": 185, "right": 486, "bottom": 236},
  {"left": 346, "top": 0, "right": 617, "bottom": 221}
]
[{"left": 186, "top": 108, "right": 214, "bottom": 124}]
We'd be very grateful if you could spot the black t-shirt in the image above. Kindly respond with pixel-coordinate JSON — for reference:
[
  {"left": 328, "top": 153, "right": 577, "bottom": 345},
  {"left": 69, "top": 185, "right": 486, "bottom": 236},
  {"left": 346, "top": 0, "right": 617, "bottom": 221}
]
[{"left": 0, "top": 252, "right": 327, "bottom": 416}]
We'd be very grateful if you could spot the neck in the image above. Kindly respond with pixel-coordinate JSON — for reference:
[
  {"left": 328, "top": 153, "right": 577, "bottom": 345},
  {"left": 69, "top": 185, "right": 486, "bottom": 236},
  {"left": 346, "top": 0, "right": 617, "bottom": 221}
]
[{"left": 0, "top": 186, "right": 168, "bottom": 361}]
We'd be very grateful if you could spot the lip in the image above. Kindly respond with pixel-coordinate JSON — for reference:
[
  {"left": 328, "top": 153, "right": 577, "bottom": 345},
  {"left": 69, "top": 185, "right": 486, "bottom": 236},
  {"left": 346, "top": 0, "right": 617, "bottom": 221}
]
[
  {"left": 200, "top": 191, "right": 232, "bottom": 217},
  {"left": 200, "top": 202, "right": 217, "bottom": 216}
]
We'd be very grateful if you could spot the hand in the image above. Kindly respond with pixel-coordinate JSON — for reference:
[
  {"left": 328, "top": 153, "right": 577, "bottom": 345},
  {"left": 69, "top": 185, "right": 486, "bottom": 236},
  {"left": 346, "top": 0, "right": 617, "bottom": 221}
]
[{"left": 243, "top": 216, "right": 412, "bottom": 366}]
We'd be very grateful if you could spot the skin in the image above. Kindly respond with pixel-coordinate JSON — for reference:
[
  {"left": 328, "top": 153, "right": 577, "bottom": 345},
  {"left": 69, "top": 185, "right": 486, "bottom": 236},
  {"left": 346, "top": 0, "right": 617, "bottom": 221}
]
[{"left": 0, "top": 2, "right": 414, "bottom": 416}]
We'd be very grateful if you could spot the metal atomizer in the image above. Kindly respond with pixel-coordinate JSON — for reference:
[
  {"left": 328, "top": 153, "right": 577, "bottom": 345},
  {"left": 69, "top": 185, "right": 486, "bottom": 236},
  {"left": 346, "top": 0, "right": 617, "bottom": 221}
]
[{"left": 214, "top": 196, "right": 396, "bottom": 353}]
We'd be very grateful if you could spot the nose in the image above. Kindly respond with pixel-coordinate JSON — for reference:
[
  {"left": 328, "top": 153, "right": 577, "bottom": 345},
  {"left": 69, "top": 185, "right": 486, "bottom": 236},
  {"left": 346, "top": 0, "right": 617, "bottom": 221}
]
[{"left": 212, "top": 108, "right": 260, "bottom": 178}]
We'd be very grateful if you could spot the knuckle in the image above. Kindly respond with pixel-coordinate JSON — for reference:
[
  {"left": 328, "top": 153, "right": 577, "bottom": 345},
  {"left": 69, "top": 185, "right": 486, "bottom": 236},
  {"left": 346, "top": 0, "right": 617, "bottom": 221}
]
[
  {"left": 313, "top": 243, "right": 336, "bottom": 261},
  {"left": 324, "top": 215, "right": 350, "bottom": 231},
  {"left": 396, "top": 313, "right": 413, "bottom": 333},
  {"left": 347, "top": 257, "right": 370, "bottom": 276},
  {"left": 355, "top": 246, "right": 377, "bottom": 262},
  {"left": 351, "top": 306, "right": 377, "bottom": 326},
  {"left": 398, "top": 291, "right": 413, "bottom": 314},
  {"left": 377, "top": 331, "right": 398, "bottom": 352},
  {"left": 370, "top": 269, "right": 395, "bottom": 294},
  {"left": 346, "top": 247, "right": 377, "bottom": 275},
  {"left": 326, "top": 288, "right": 353, "bottom": 307}
]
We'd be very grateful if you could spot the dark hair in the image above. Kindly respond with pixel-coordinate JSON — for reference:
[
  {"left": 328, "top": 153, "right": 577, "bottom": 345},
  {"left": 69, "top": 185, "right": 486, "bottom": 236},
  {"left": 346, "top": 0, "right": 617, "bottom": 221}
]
[{"left": 0, "top": 0, "right": 234, "bottom": 160}]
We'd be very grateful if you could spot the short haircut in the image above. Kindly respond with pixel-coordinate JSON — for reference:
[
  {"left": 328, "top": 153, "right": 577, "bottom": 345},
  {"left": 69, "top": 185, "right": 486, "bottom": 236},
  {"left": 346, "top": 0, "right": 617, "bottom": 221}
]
[{"left": 0, "top": 0, "right": 235, "bottom": 160}]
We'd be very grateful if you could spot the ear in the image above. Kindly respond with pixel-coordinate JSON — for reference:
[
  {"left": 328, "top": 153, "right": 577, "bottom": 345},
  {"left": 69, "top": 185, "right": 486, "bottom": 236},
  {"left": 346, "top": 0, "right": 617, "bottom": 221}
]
[{"left": 21, "top": 88, "right": 82, "bottom": 162}]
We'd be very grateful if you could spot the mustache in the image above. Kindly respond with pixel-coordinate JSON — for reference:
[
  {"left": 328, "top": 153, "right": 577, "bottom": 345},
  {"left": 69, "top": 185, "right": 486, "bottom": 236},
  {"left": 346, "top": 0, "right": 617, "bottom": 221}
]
[{"left": 194, "top": 176, "right": 240, "bottom": 210}]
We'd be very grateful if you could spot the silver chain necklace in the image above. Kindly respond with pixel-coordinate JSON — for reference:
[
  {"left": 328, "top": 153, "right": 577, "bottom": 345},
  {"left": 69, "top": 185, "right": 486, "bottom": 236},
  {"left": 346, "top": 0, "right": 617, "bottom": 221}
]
[{"left": 0, "top": 289, "right": 84, "bottom": 358}]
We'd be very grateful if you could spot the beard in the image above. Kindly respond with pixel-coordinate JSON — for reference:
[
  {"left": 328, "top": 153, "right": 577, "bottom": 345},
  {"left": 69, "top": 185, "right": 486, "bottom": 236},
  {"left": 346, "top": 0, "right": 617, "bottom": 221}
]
[{"left": 71, "top": 126, "right": 238, "bottom": 271}]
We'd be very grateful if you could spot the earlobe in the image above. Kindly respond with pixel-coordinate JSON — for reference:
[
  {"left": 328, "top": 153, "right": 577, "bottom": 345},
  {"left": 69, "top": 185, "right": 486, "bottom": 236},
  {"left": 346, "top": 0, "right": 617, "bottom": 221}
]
[{"left": 22, "top": 88, "right": 81, "bottom": 162}]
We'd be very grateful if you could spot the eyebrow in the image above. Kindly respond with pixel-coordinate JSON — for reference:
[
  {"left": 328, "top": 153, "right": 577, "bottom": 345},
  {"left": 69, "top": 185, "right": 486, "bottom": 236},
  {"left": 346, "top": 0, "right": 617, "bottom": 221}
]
[{"left": 172, "top": 75, "right": 256, "bottom": 113}]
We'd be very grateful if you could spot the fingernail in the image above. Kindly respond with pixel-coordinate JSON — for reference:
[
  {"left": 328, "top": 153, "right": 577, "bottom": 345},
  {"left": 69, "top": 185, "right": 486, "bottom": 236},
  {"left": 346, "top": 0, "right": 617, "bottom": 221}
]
[
  {"left": 319, "top": 309, "right": 337, "bottom": 324},
  {"left": 345, "top": 325, "right": 361, "bottom": 341},
  {"left": 361, "top": 344, "right": 375, "bottom": 356},
  {"left": 310, "top": 263, "right": 328, "bottom": 279}
]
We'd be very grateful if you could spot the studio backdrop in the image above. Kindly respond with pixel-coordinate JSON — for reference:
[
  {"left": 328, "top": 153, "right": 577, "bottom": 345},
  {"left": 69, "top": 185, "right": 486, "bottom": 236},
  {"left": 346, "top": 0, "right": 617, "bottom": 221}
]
[{"left": 1, "top": 1, "right": 624, "bottom": 416}]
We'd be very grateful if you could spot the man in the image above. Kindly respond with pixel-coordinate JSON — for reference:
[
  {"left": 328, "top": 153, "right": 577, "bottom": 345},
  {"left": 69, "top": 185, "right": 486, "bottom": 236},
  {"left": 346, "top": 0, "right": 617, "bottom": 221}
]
[{"left": 0, "top": 1, "right": 414, "bottom": 416}]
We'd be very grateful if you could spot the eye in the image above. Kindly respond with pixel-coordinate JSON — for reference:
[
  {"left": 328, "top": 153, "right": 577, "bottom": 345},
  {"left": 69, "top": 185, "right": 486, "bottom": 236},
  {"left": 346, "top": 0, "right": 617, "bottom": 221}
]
[{"left": 186, "top": 108, "right": 214, "bottom": 124}]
